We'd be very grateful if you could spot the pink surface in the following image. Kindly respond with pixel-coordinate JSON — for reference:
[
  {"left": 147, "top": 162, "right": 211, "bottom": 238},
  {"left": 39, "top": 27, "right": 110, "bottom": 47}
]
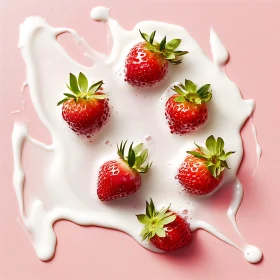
[{"left": 0, "top": 0, "right": 279, "bottom": 279}]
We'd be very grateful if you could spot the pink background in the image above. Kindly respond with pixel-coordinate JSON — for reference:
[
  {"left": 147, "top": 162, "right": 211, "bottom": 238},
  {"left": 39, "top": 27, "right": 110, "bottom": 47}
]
[{"left": 1, "top": 0, "right": 279, "bottom": 279}]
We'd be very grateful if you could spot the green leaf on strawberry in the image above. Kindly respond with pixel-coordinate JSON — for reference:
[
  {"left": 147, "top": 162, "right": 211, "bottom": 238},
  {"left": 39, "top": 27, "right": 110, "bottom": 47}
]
[
  {"left": 88, "top": 80, "right": 103, "bottom": 94},
  {"left": 78, "top": 72, "right": 88, "bottom": 92},
  {"left": 69, "top": 73, "right": 80, "bottom": 94},
  {"left": 166, "top": 39, "right": 181, "bottom": 51},
  {"left": 149, "top": 30, "right": 156, "bottom": 44},
  {"left": 172, "top": 79, "right": 212, "bottom": 105},
  {"left": 133, "top": 143, "right": 144, "bottom": 156},
  {"left": 140, "top": 31, "right": 150, "bottom": 43},
  {"left": 139, "top": 30, "right": 188, "bottom": 65},
  {"left": 187, "top": 135, "right": 235, "bottom": 178},
  {"left": 136, "top": 198, "right": 176, "bottom": 241},
  {"left": 128, "top": 143, "right": 136, "bottom": 168},
  {"left": 117, "top": 141, "right": 152, "bottom": 173},
  {"left": 159, "top": 36, "right": 167, "bottom": 51},
  {"left": 64, "top": 93, "right": 77, "bottom": 99},
  {"left": 57, "top": 98, "right": 68, "bottom": 106},
  {"left": 173, "top": 96, "right": 186, "bottom": 103},
  {"left": 184, "top": 80, "right": 197, "bottom": 93},
  {"left": 57, "top": 72, "right": 107, "bottom": 106}
]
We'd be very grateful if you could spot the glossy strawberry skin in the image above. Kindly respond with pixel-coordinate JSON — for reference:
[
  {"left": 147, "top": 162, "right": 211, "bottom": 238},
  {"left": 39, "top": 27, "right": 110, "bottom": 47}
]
[
  {"left": 165, "top": 94, "right": 208, "bottom": 135},
  {"left": 177, "top": 152, "right": 223, "bottom": 195},
  {"left": 97, "top": 160, "right": 141, "bottom": 201},
  {"left": 151, "top": 211, "right": 192, "bottom": 251},
  {"left": 125, "top": 42, "right": 168, "bottom": 87},
  {"left": 62, "top": 96, "right": 109, "bottom": 136}
]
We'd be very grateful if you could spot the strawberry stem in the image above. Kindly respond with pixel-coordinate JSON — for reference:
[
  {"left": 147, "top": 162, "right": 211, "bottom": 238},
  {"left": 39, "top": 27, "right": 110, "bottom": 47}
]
[
  {"left": 187, "top": 135, "right": 235, "bottom": 178},
  {"left": 139, "top": 30, "right": 188, "bottom": 65},
  {"left": 57, "top": 72, "right": 107, "bottom": 106},
  {"left": 172, "top": 79, "right": 212, "bottom": 105},
  {"left": 117, "top": 141, "right": 152, "bottom": 173},
  {"left": 136, "top": 199, "right": 176, "bottom": 241}
]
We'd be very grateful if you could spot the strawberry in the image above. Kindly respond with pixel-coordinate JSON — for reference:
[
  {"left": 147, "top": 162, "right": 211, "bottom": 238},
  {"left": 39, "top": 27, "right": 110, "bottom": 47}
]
[
  {"left": 165, "top": 79, "right": 212, "bottom": 135},
  {"left": 97, "top": 141, "right": 152, "bottom": 201},
  {"left": 124, "top": 30, "right": 188, "bottom": 87},
  {"left": 57, "top": 72, "right": 109, "bottom": 137},
  {"left": 137, "top": 199, "right": 192, "bottom": 251},
  {"left": 177, "top": 135, "right": 235, "bottom": 195}
]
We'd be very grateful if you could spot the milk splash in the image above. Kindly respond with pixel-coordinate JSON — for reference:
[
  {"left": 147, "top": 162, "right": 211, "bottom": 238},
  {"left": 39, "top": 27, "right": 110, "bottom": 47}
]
[
  {"left": 210, "top": 27, "right": 229, "bottom": 67},
  {"left": 12, "top": 7, "right": 262, "bottom": 263},
  {"left": 250, "top": 117, "right": 262, "bottom": 176}
]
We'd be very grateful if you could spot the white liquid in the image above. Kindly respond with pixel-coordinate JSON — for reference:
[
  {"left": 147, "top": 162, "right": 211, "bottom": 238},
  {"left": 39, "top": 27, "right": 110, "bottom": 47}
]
[
  {"left": 210, "top": 27, "right": 229, "bottom": 66},
  {"left": 21, "top": 80, "right": 28, "bottom": 92},
  {"left": 244, "top": 245, "right": 263, "bottom": 263},
  {"left": 250, "top": 117, "right": 262, "bottom": 176},
  {"left": 11, "top": 81, "right": 28, "bottom": 115},
  {"left": 11, "top": 110, "right": 20, "bottom": 114},
  {"left": 90, "top": 6, "right": 111, "bottom": 22},
  {"left": 11, "top": 99, "right": 27, "bottom": 117},
  {"left": 13, "top": 7, "right": 262, "bottom": 263}
]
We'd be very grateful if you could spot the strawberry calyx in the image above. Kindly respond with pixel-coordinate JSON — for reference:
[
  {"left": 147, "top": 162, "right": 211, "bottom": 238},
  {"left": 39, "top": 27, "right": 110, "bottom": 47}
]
[
  {"left": 117, "top": 141, "right": 152, "bottom": 173},
  {"left": 139, "top": 30, "right": 188, "bottom": 65},
  {"left": 136, "top": 199, "right": 176, "bottom": 241},
  {"left": 57, "top": 72, "right": 107, "bottom": 106},
  {"left": 172, "top": 79, "right": 212, "bottom": 105},
  {"left": 187, "top": 135, "right": 235, "bottom": 178}
]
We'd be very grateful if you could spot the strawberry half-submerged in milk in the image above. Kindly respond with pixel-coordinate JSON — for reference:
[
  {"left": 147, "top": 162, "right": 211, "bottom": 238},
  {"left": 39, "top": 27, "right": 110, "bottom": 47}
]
[
  {"left": 57, "top": 72, "right": 110, "bottom": 137},
  {"left": 165, "top": 79, "right": 212, "bottom": 135},
  {"left": 124, "top": 30, "right": 188, "bottom": 87},
  {"left": 137, "top": 199, "right": 192, "bottom": 252},
  {"left": 97, "top": 141, "right": 152, "bottom": 201},
  {"left": 177, "top": 135, "right": 235, "bottom": 195}
]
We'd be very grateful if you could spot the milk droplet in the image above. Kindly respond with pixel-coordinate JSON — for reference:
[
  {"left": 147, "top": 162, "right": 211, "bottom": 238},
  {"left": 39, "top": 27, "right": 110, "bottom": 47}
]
[
  {"left": 11, "top": 110, "right": 20, "bottom": 115},
  {"left": 90, "top": 6, "right": 111, "bottom": 22},
  {"left": 243, "top": 245, "right": 263, "bottom": 264},
  {"left": 21, "top": 80, "right": 28, "bottom": 92},
  {"left": 145, "top": 135, "right": 152, "bottom": 141}
]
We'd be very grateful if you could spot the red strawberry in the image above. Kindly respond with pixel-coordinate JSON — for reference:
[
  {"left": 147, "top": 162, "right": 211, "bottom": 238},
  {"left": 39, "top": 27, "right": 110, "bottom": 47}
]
[
  {"left": 177, "top": 135, "right": 235, "bottom": 195},
  {"left": 125, "top": 30, "right": 188, "bottom": 87},
  {"left": 57, "top": 72, "right": 109, "bottom": 136},
  {"left": 97, "top": 141, "right": 152, "bottom": 201},
  {"left": 165, "top": 80, "right": 212, "bottom": 135},
  {"left": 137, "top": 199, "right": 192, "bottom": 251}
]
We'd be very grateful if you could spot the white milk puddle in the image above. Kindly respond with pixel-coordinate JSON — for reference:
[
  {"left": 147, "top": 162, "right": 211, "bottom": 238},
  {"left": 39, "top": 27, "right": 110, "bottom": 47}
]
[{"left": 12, "top": 6, "right": 262, "bottom": 263}]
